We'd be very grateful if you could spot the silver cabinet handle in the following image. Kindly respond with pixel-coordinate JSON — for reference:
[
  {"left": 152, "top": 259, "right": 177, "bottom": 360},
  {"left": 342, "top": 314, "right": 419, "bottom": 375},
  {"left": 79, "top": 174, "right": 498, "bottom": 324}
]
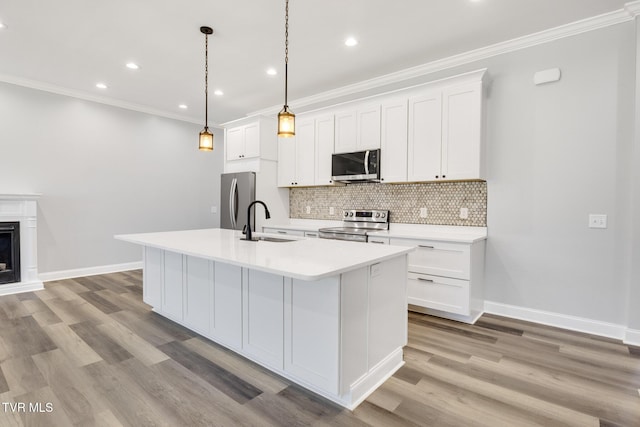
[
  {"left": 370, "top": 241, "right": 385, "bottom": 244},
  {"left": 417, "top": 277, "right": 434, "bottom": 283},
  {"left": 277, "top": 230, "right": 287, "bottom": 234},
  {"left": 306, "top": 233, "right": 317, "bottom": 237},
  {"left": 418, "top": 245, "right": 434, "bottom": 249}
]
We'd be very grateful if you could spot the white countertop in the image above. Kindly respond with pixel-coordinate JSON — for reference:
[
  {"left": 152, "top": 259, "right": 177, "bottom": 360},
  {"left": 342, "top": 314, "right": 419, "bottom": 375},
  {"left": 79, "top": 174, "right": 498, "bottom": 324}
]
[
  {"left": 264, "top": 221, "right": 487, "bottom": 243},
  {"left": 115, "top": 228, "right": 413, "bottom": 281}
]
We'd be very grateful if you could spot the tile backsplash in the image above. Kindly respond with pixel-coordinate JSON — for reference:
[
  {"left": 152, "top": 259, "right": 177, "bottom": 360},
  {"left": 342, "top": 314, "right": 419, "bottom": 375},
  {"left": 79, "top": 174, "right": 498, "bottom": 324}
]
[{"left": 290, "top": 181, "right": 487, "bottom": 226}]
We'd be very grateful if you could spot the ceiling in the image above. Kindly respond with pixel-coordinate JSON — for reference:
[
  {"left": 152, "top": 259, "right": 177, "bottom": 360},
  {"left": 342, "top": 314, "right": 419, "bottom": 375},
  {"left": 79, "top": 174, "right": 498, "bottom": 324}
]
[{"left": 0, "top": 0, "right": 632, "bottom": 126}]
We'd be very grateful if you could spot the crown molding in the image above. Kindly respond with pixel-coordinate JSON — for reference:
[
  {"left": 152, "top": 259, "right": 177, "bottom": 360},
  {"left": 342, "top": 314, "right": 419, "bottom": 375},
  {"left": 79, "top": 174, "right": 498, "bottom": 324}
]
[
  {"left": 0, "top": 74, "right": 224, "bottom": 129},
  {"left": 249, "top": 2, "right": 639, "bottom": 118}
]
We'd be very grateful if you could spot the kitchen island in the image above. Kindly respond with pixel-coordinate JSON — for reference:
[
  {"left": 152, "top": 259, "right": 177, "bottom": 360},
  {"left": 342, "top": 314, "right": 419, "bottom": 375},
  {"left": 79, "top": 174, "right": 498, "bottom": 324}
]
[{"left": 115, "top": 228, "right": 412, "bottom": 409}]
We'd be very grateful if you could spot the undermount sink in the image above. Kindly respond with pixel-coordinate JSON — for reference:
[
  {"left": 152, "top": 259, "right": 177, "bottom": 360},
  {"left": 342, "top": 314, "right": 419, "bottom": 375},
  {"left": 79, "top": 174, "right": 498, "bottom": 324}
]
[{"left": 240, "top": 236, "right": 297, "bottom": 242}]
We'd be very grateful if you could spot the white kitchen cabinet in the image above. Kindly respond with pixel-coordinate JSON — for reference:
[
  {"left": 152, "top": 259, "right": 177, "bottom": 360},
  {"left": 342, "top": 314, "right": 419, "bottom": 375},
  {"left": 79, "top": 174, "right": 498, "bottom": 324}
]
[
  {"left": 277, "top": 118, "right": 315, "bottom": 187},
  {"left": 380, "top": 99, "right": 409, "bottom": 183},
  {"left": 334, "top": 104, "right": 381, "bottom": 153},
  {"left": 224, "top": 117, "right": 278, "bottom": 169},
  {"left": 390, "top": 237, "right": 485, "bottom": 324},
  {"left": 408, "top": 78, "right": 484, "bottom": 182},
  {"left": 243, "top": 269, "right": 284, "bottom": 369},
  {"left": 314, "top": 114, "right": 335, "bottom": 186},
  {"left": 162, "top": 251, "right": 184, "bottom": 321},
  {"left": 143, "top": 247, "right": 162, "bottom": 308},
  {"left": 184, "top": 256, "right": 212, "bottom": 334},
  {"left": 211, "top": 262, "right": 243, "bottom": 350},
  {"left": 284, "top": 277, "right": 340, "bottom": 393}
]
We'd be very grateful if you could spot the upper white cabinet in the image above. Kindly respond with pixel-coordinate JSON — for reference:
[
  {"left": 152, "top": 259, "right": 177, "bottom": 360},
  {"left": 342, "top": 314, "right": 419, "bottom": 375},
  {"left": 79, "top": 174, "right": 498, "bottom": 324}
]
[
  {"left": 334, "top": 104, "right": 381, "bottom": 153},
  {"left": 408, "top": 76, "right": 484, "bottom": 182},
  {"left": 224, "top": 117, "right": 277, "bottom": 171},
  {"left": 277, "top": 118, "right": 315, "bottom": 187},
  {"left": 278, "top": 113, "right": 334, "bottom": 187},
  {"left": 380, "top": 99, "right": 409, "bottom": 183}
]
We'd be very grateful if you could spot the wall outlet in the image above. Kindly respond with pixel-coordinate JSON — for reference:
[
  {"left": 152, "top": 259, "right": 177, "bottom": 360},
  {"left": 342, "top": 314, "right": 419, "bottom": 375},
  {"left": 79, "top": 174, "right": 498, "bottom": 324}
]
[
  {"left": 459, "top": 207, "right": 469, "bottom": 219},
  {"left": 419, "top": 207, "right": 428, "bottom": 218},
  {"left": 306, "top": 206, "right": 311, "bottom": 214},
  {"left": 370, "top": 263, "right": 381, "bottom": 278},
  {"left": 329, "top": 207, "right": 335, "bottom": 215},
  {"left": 210, "top": 206, "right": 217, "bottom": 214},
  {"left": 588, "top": 214, "right": 607, "bottom": 229}
]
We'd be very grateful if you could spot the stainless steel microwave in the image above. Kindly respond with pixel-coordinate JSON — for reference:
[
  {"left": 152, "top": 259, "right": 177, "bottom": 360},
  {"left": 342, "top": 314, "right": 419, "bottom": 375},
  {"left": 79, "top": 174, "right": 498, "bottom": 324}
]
[{"left": 331, "top": 149, "right": 380, "bottom": 183}]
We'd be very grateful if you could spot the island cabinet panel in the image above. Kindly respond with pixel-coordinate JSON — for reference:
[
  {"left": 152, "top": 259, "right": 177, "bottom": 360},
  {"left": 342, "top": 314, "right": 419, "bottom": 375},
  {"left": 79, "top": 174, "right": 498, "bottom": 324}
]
[
  {"left": 162, "top": 251, "right": 184, "bottom": 321},
  {"left": 184, "top": 256, "right": 212, "bottom": 334},
  {"left": 143, "top": 247, "right": 162, "bottom": 308},
  {"left": 243, "top": 269, "right": 285, "bottom": 369},
  {"left": 211, "top": 263, "right": 243, "bottom": 350},
  {"left": 284, "top": 277, "right": 340, "bottom": 394},
  {"left": 367, "top": 256, "right": 408, "bottom": 369}
]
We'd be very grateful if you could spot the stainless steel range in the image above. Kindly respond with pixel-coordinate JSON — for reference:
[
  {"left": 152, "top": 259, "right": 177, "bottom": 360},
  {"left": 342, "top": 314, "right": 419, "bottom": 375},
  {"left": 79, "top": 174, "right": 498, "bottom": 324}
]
[{"left": 318, "top": 209, "right": 389, "bottom": 242}]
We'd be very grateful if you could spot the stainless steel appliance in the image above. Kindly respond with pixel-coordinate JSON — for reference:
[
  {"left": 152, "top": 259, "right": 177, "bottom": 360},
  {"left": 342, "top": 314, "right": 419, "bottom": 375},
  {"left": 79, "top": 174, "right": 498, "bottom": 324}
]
[
  {"left": 331, "top": 149, "right": 381, "bottom": 183},
  {"left": 220, "top": 172, "right": 256, "bottom": 230},
  {"left": 318, "top": 209, "right": 389, "bottom": 242}
]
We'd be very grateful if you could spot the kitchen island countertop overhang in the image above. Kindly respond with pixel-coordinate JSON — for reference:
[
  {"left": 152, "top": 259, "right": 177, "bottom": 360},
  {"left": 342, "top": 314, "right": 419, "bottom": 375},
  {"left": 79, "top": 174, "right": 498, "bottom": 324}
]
[{"left": 115, "top": 228, "right": 414, "bottom": 281}]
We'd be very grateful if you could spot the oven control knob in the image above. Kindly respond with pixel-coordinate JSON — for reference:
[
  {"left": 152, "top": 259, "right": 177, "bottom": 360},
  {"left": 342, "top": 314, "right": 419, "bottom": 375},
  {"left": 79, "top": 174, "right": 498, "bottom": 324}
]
[
  {"left": 349, "top": 212, "right": 354, "bottom": 217},
  {"left": 375, "top": 212, "right": 380, "bottom": 218},
  {"left": 344, "top": 212, "right": 348, "bottom": 217},
  {"left": 381, "top": 213, "right": 386, "bottom": 218}
]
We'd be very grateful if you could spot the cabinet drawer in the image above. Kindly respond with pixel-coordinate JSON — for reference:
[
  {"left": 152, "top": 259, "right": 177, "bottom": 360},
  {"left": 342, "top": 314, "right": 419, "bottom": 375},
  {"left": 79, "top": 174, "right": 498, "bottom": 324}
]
[
  {"left": 390, "top": 238, "right": 470, "bottom": 279},
  {"left": 407, "top": 273, "right": 469, "bottom": 315},
  {"left": 263, "top": 228, "right": 305, "bottom": 237}
]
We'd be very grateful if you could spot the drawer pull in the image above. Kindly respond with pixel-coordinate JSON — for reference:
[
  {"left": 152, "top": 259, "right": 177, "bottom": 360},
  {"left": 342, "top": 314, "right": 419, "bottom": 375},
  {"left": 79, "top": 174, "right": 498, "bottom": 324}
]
[
  {"left": 277, "top": 231, "right": 287, "bottom": 234},
  {"left": 370, "top": 240, "right": 385, "bottom": 244},
  {"left": 418, "top": 245, "right": 435, "bottom": 249},
  {"left": 306, "top": 233, "right": 317, "bottom": 237},
  {"left": 417, "top": 277, "right": 434, "bottom": 283}
]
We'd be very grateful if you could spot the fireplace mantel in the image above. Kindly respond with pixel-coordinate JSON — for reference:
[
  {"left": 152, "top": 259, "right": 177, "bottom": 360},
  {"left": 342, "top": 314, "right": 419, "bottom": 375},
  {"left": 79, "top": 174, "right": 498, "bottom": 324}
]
[{"left": 0, "top": 194, "right": 43, "bottom": 295}]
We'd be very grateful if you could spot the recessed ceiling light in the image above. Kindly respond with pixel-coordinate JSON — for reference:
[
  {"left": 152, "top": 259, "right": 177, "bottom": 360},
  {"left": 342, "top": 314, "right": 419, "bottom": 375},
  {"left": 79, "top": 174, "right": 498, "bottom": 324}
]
[
  {"left": 178, "top": 104, "right": 188, "bottom": 109},
  {"left": 214, "top": 90, "right": 223, "bottom": 96},
  {"left": 266, "top": 68, "right": 277, "bottom": 76},
  {"left": 126, "top": 62, "right": 139, "bottom": 70},
  {"left": 95, "top": 83, "right": 107, "bottom": 89},
  {"left": 345, "top": 37, "right": 358, "bottom": 47}
]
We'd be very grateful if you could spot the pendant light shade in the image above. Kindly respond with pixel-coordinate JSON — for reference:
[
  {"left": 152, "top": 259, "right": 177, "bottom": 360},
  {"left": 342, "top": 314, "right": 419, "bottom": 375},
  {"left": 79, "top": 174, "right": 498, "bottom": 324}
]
[
  {"left": 277, "top": 0, "right": 295, "bottom": 137},
  {"left": 199, "top": 26, "right": 214, "bottom": 151}
]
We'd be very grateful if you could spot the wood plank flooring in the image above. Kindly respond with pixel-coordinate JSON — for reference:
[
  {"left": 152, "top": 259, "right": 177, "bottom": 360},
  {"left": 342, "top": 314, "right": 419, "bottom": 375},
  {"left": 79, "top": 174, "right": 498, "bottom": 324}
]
[{"left": 0, "top": 271, "right": 638, "bottom": 426}]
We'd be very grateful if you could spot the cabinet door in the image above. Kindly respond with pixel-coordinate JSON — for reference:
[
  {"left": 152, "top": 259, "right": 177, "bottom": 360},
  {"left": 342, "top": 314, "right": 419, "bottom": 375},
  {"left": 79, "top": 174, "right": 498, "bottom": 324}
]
[
  {"left": 277, "top": 137, "right": 296, "bottom": 187},
  {"left": 408, "top": 91, "right": 442, "bottom": 181},
  {"left": 334, "top": 110, "right": 357, "bottom": 153},
  {"left": 143, "top": 247, "right": 162, "bottom": 308},
  {"left": 295, "top": 119, "right": 316, "bottom": 186},
  {"left": 315, "top": 114, "right": 335, "bottom": 185},
  {"left": 162, "top": 251, "right": 184, "bottom": 321},
  {"left": 442, "top": 82, "right": 482, "bottom": 180},
  {"left": 357, "top": 104, "right": 381, "bottom": 150},
  {"left": 243, "top": 269, "right": 284, "bottom": 369},
  {"left": 184, "top": 256, "right": 212, "bottom": 334},
  {"left": 211, "top": 262, "right": 243, "bottom": 350},
  {"left": 243, "top": 122, "right": 261, "bottom": 159},
  {"left": 284, "top": 277, "right": 340, "bottom": 393},
  {"left": 226, "top": 127, "right": 245, "bottom": 161},
  {"left": 380, "top": 99, "right": 408, "bottom": 183}
]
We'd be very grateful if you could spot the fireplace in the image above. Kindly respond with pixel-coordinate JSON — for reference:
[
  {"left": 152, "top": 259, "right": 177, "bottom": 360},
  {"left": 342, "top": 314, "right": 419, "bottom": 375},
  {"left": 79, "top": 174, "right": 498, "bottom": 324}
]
[{"left": 0, "top": 222, "right": 21, "bottom": 285}]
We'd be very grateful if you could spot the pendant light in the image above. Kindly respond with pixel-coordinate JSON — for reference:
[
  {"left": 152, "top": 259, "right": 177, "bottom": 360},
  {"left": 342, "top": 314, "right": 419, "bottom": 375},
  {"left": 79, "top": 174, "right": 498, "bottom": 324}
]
[
  {"left": 198, "top": 26, "right": 214, "bottom": 151},
  {"left": 277, "top": 0, "right": 295, "bottom": 137}
]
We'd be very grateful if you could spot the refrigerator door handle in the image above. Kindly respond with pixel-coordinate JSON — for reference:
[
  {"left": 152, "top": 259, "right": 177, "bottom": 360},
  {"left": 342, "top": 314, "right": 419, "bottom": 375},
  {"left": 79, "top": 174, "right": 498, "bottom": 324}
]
[
  {"left": 233, "top": 179, "right": 239, "bottom": 228},
  {"left": 229, "top": 178, "right": 238, "bottom": 229}
]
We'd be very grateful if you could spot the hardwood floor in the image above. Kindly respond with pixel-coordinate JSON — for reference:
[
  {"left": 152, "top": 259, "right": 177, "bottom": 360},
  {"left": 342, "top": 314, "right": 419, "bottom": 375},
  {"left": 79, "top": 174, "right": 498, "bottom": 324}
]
[{"left": 0, "top": 271, "right": 638, "bottom": 426}]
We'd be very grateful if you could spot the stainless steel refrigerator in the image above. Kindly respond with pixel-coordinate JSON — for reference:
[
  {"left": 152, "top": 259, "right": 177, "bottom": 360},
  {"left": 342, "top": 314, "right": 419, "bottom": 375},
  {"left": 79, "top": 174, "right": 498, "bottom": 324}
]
[{"left": 220, "top": 172, "right": 256, "bottom": 230}]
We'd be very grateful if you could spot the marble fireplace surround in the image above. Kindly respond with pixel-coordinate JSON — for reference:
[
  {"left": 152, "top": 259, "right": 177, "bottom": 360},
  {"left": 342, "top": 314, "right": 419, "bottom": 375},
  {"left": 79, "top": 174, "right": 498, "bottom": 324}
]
[{"left": 0, "top": 194, "right": 43, "bottom": 296}]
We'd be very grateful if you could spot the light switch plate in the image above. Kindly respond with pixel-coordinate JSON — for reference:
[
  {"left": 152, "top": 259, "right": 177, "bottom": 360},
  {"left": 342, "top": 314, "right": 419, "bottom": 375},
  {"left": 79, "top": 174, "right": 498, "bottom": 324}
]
[
  {"left": 419, "top": 207, "right": 428, "bottom": 218},
  {"left": 588, "top": 214, "right": 607, "bottom": 229},
  {"left": 210, "top": 206, "right": 217, "bottom": 214},
  {"left": 459, "top": 207, "right": 469, "bottom": 219}
]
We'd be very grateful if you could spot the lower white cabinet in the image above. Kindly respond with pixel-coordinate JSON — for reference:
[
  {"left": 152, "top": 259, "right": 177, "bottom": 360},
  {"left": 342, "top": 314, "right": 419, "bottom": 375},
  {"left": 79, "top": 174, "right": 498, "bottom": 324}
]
[
  {"left": 243, "top": 270, "right": 284, "bottom": 369},
  {"left": 211, "top": 263, "right": 243, "bottom": 350},
  {"left": 184, "top": 256, "right": 212, "bottom": 334},
  {"left": 390, "top": 237, "right": 485, "bottom": 323},
  {"left": 143, "top": 247, "right": 162, "bottom": 308},
  {"left": 162, "top": 251, "right": 184, "bottom": 321}
]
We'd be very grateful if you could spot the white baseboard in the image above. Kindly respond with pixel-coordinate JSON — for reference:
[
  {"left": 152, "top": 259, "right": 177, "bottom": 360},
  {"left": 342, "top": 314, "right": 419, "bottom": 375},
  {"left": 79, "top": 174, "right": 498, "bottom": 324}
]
[
  {"left": 484, "top": 300, "right": 626, "bottom": 340},
  {"left": 624, "top": 328, "right": 640, "bottom": 346},
  {"left": 39, "top": 261, "right": 142, "bottom": 282},
  {"left": 0, "top": 280, "right": 44, "bottom": 296}
]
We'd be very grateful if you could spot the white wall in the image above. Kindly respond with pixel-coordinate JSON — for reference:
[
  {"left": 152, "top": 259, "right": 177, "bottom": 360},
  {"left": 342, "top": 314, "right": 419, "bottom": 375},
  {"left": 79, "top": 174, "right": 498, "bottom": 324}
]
[{"left": 0, "top": 82, "right": 225, "bottom": 274}]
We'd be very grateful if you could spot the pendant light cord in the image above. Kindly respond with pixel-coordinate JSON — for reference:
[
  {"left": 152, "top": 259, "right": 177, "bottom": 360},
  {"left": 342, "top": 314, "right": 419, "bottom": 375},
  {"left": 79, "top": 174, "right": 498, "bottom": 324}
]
[
  {"left": 204, "top": 32, "right": 209, "bottom": 128},
  {"left": 284, "top": 0, "right": 289, "bottom": 108}
]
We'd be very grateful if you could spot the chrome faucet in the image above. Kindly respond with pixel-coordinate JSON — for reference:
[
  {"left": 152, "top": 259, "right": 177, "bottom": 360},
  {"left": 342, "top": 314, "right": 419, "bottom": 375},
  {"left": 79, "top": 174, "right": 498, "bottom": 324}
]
[{"left": 243, "top": 200, "right": 271, "bottom": 241}]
